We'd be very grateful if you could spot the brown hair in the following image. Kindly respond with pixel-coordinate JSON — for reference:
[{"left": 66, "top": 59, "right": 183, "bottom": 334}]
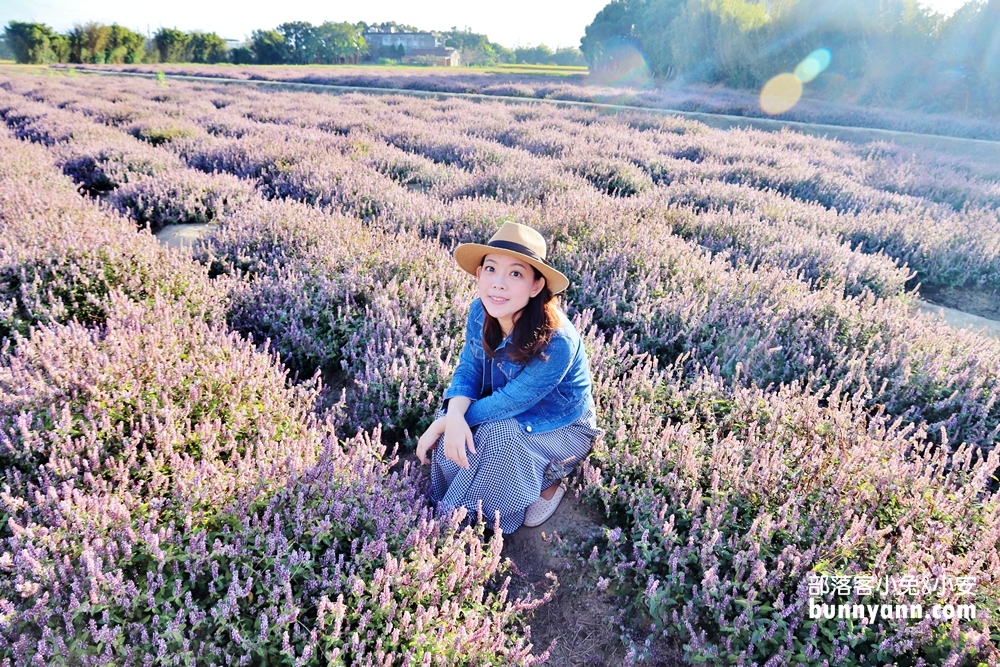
[{"left": 481, "top": 264, "right": 562, "bottom": 364}]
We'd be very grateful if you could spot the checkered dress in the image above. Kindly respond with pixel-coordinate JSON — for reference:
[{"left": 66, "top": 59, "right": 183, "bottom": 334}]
[{"left": 429, "top": 404, "right": 602, "bottom": 534}]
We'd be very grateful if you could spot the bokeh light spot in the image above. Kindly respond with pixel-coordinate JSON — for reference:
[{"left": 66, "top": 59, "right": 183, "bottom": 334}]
[
  {"left": 794, "top": 48, "right": 832, "bottom": 83},
  {"left": 794, "top": 59, "right": 821, "bottom": 82},
  {"left": 760, "top": 73, "right": 803, "bottom": 115},
  {"left": 588, "top": 39, "right": 653, "bottom": 89}
]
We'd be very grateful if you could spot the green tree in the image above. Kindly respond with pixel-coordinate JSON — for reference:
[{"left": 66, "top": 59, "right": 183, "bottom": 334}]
[
  {"left": 314, "top": 21, "right": 367, "bottom": 63},
  {"left": 670, "top": 0, "right": 771, "bottom": 86},
  {"left": 934, "top": 0, "right": 1000, "bottom": 112},
  {"left": 250, "top": 29, "right": 287, "bottom": 64},
  {"left": 154, "top": 27, "right": 190, "bottom": 63},
  {"left": 107, "top": 24, "right": 146, "bottom": 63},
  {"left": 552, "top": 47, "right": 586, "bottom": 66},
  {"left": 67, "top": 22, "right": 111, "bottom": 64},
  {"left": 186, "top": 31, "right": 227, "bottom": 63},
  {"left": 514, "top": 44, "right": 586, "bottom": 66},
  {"left": 580, "top": 1, "right": 639, "bottom": 70},
  {"left": 515, "top": 44, "right": 555, "bottom": 64},
  {"left": 581, "top": 0, "right": 688, "bottom": 76},
  {"left": 229, "top": 45, "right": 254, "bottom": 64},
  {"left": 373, "top": 43, "right": 405, "bottom": 61},
  {"left": 277, "top": 21, "right": 317, "bottom": 64},
  {"left": 638, "top": 0, "right": 687, "bottom": 75},
  {"left": 4, "top": 21, "right": 68, "bottom": 63},
  {"left": 441, "top": 28, "right": 513, "bottom": 65}
]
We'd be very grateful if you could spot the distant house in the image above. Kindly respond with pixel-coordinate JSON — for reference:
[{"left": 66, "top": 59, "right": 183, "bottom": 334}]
[
  {"left": 400, "top": 48, "right": 461, "bottom": 67},
  {"left": 363, "top": 29, "right": 461, "bottom": 66}
]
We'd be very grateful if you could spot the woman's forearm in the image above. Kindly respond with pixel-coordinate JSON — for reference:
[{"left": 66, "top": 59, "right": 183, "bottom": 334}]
[{"left": 446, "top": 396, "right": 473, "bottom": 420}]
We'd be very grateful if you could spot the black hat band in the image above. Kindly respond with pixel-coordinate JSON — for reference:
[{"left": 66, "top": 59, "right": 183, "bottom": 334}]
[{"left": 487, "top": 239, "right": 547, "bottom": 264}]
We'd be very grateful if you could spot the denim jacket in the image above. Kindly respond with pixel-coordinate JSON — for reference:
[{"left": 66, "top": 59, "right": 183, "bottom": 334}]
[{"left": 442, "top": 298, "right": 597, "bottom": 434}]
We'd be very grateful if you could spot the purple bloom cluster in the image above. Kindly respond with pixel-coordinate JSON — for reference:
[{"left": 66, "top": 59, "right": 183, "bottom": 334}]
[{"left": 1, "top": 70, "right": 998, "bottom": 664}]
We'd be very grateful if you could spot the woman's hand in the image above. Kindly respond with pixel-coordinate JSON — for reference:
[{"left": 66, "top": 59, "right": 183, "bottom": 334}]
[
  {"left": 416, "top": 417, "right": 446, "bottom": 465},
  {"left": 442, "top": 413, "right": 477, "bottom": 469}
]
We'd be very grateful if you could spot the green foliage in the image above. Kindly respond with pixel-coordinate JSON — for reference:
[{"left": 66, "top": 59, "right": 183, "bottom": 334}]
[
  {"left": 251, "top": 21, "right": 368, "bottom": 65},
  {"left": 441, "top": 27, "right": 515, "bottom": 65},
  {"left": 153, "top": 27, "right": 190, "bottom": 63},
  {"left": 66, "top": 22, "right": 145, "bottom": 65},
  {"left": 108, "top": 24, "right": 146, "bottom": 63},
  {"left": 186, "top": 31, "right": 227, "bottom": 63},
  {"left": 582, "top": 0, "right": 1000, "bottom": 114},
  {"left": 229, "top": 45, "right": 254, "bottom": 64},
  {"left": 373, "top": 43, "right": 405, "bottom": 61},
  {"left": 671, "top": 0, "right": 772, "bottom": 87},
  {"left": 3, "top": 21, "right": 68, "bottom": 64},
  {"left": 312, "top": 21, "right": 368, "bottom": 63},
  {"left": 581, "top": 0, "right": 686, "bottom": 75},
  {"left": 515, "top": 44, "right": 586, "bottom": 66},
  {"left": 250, "top": 29, "right": 286, "bottom": 64}
]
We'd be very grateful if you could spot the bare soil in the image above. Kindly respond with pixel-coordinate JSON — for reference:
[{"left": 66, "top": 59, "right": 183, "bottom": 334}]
[
  {"left": 500, "top": 491, "right": 630, "bottom": 666},
  {"left": 501, "top": 490, "right": 686, "bottom": 667},
  {"left": 920, "top": 284, "right": 1000, "bottom": 322}
]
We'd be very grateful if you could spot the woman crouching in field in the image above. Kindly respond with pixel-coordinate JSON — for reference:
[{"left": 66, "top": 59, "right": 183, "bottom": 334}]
[{"left": 416, "top": 221, "right": 601, "bottom": 533}]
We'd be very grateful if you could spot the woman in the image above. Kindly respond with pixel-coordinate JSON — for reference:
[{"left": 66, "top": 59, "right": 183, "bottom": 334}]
[{"left": 416, "top": 221, "right": 601, "bottom": 534}]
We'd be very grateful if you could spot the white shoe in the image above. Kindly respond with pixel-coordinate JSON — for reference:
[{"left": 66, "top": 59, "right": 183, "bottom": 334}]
[{"left": 523, "top": 484, "right": 566, "bottom": 527}]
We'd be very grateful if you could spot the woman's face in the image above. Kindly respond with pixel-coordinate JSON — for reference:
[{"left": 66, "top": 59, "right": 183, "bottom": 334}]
[{"left": 476, "top": 252, "right": 545, "bottom": 334}]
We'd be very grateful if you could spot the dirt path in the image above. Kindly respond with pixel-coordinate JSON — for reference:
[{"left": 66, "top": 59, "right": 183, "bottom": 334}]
[{"left": 914, "top": 299, "right": 1000, "bottom": 341}]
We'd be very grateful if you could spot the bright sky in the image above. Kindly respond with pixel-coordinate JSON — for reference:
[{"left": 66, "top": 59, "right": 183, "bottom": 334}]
[{"left": 0, "top": 0, "right": 978, "bottom": 49}]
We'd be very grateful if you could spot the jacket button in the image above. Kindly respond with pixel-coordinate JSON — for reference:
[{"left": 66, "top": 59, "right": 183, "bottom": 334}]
[{"left": 526, "top": 425, "right": 532, "bottom": 433}]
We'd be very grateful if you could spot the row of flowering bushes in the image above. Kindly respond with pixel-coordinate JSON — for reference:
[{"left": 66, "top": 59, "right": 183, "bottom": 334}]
[
  {"left": 12, "top": 76, "right": 995, "bottom": 450},
  {"left": 45, "top": 75, "right": 1000, "bottom": 296},
  {"left": 0, "top": 124, "right": 550, "bottom": 663},
  {"left": 57, "top": 64, "right": 1000, "bottom": 142},
  {"left": 12, "top": 75, "right": 1000, "bottom": 296},
  {"left": 2, "top": 72, "right": 999, "bottom": 664},
  {"left": 193, "top": 196, "right": 474, "bottom": 440},
  {"left": 0, "top": 125, "right": 223, "bottom": 343},
  {"left": 579, "top": 320, "right": 1000, "bottom": 664}
]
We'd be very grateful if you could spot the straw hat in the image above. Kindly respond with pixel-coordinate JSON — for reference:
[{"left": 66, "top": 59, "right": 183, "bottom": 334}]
[{"left": 454, "top": 222, "right": 569, "bottom": 295}]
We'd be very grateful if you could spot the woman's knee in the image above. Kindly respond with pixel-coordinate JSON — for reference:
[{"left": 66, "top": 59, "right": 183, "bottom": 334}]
[{"left": 473, "top": 419, "right": 524, "bottom": 454}]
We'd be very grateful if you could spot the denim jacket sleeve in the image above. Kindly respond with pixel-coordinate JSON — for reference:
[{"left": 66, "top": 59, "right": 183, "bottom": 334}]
[
  {"left": 442, "top": 300, "right": 484, "bottom": 402},
  {"left": 462, "top": 333, "right": 574, "bottom": 427}
]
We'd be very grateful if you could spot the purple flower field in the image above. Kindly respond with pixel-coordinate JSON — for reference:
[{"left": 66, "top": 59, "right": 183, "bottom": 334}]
[
  {"left": 0, "top": 71, "right": 998, "bottom": 665},
  {"left": 59, "top": 64, "right": 1000, "bottom": 142}
]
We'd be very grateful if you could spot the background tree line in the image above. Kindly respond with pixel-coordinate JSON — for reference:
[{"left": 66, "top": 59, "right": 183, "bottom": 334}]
[
  {"left": 581, "top": 0, "right": 1000, "bottom": 114},
  {"left": 2, "top": 19, "right": 584, "bottom": 68},
  {"left": 2, "top": 21, "right": 227, "bottom": 64}
]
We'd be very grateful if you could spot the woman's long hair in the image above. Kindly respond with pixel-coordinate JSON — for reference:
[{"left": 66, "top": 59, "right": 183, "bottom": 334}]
[{"left": 481, "top": 264, "right": 562, "bottom": 364}]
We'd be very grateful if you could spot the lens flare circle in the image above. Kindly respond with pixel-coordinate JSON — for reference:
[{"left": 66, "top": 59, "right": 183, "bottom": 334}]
[
  {"left": 760, "top": 73, "right": 803, "bottom": 115},
  {"left": 794, "top": 48, "right": 832, "bottom": 83},
  {"left": 794, "top": 59, "right": 821, "bottom": 83}
]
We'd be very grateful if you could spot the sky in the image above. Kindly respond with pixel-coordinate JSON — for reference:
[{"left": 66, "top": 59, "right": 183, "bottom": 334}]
[{"left": 0, "top": 0, "right": 978, "bottom": 49}]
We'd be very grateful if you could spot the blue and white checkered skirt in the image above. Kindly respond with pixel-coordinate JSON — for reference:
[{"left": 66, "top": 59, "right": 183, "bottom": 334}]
[{"left": 428, "top": 405, "right": 602, "bottom": 534}]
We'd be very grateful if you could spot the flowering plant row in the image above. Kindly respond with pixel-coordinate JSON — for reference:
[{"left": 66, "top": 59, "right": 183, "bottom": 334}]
[{"left": 61, "top": 64, "right": 1000, "bottom": 142}]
